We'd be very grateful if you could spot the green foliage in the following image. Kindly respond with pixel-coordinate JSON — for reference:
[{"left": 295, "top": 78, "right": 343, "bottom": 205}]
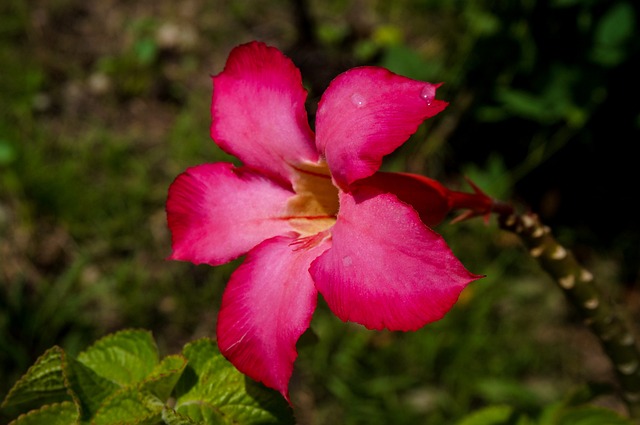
[
  {"left": 455, "top": 401, "right": 634, "bottom": 425},
  {"left": 4, "top": 327, "right": 630, "bottom": 425},
  {"left": 0, "top": 139, "right": 16, "bottom": 166},
  {"left": 0, "top": 347, "right": 70, "bottom": 412},
  {"left": 5, "top": 402, "right": 79, "bottom": 425},
  {"left": 1, "top": 329, "right": 294, "bottom": 425},
  {"left": 591, "top": 2, "right": 636, "bottom": 67},
  {"left": 380, "top": 44, "right": 445, "bottom": 82},
  {"left": 173, "top": 339, "right": 295, "bottom": 424},
  {"left": 462, "top": 154, "right": 513, "bottom": 200},
  {"left": 455, "top": 405, "right": 513, "bottom": 425},
  {"left": 95, "top": 18, "right": 162, "bottom": 98}
]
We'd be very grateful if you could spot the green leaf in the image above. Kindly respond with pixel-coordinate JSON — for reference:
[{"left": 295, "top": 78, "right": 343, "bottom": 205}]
[
  {"left": 7, "top": 401, "right": 78, "bottom": 425},
  {"left": 464, "top": 6, "right": 500, "bottom": 36},
  {"left": 141, "top": 354, "right": 188, "bottom": 401},
  {"left": 162, "top": 407, "right": 200, "bottom": 425},
  {"left": 135, "top": 37, "right": 158, "bottom": 65},
  {"left": 174, "top": 338, "right": 295, "bottom": 425},
  {"left": 462, "top": 154, "right": 512, "bottom": 200},
  {"left": 0, "top": 139, "right": 16, "bottom": 165},
  {"left": 92, "top": 388, "right": 164, "bottom": 425},
  {"left": 90, "top": 353, "right": 187, "bottom": 425},
  {"left": 594, "top": 2, "right": 634, "bottom": 47},
  {"left": 495, "top": 89, "right": 559, "bottom": 123},
  {"left": 63, "top": 355, "right": 119, "bottom": 420},
  {"left": 1, "top": 346, "right": 71, "bottom": 411},
  {"left": 556, "top": 406, "right": 634, "bottom": 425},
  {"left": 592, "top": 2, "right": 635, "bottom": 66},
  {"left": 77, "top": 329, "right": 159, "bottom": 386},
  {"left": 537, "top": 401, "right": 565, "bottom": 425},
  {"left": 475, "top": 378, "right": 546, "bottom": 409},
  {"left": 455, "top": 405, "right": 514, "bottom": 425},
  {"left": 379, "top": 45, "right": 444, "bottom": 82}
]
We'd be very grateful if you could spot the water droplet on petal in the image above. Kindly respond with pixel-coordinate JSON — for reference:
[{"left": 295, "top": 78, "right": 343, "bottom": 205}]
[
  {"left": 342, "top": 256, "right": 353, "bottom": 266},
  {"left": 350, "top": 93, "right": 366, "bottom": 108},
  {"left": 420, "top": 85, "right": 436, "bottom": 105}
]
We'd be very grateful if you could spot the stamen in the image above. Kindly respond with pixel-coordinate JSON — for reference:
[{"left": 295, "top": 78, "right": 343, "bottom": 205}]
[
  {"left": 289, "top": 231, "right": 330, "bottom": 251},
  {"left": 287, "top": 160, "right": 339, "bottom": 236}
]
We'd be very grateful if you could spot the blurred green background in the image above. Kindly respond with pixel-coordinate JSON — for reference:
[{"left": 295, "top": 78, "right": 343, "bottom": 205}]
[{"left": 1, "top": 0, "right": 639, "bottom": 423}]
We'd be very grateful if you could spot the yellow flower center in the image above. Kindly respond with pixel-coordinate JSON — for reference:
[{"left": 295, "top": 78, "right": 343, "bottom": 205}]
[{"left": 286, "top": 161, "right": 339, "bottom": 236}]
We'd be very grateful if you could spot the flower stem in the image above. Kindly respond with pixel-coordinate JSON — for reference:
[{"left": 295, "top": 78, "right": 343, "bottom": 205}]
[{"left": 497, "top": 211, "right": 640, "bottom": 419}]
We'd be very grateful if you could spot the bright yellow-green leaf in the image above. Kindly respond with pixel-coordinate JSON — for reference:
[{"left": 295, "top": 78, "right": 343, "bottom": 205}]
[
  {"left": 92, "top": 388, "right": 164, "bottom": 425},
  {"left": 173, "top": 338, "right": 294, "bottom": 425},
  {"left": 1, "top": 346, "right": 71, "bottom": 411},
  {"left": 77, "top": 329, "right": 159, "bottom": 386},
  {"left": 455, "top": 405, "right": 514, "bottom": 425},
  {"left": 141, "top": 354, "right": 188, "bottom": 401},
  {"left": 8, "top": 401, "right": 78, "bottom": 425}
]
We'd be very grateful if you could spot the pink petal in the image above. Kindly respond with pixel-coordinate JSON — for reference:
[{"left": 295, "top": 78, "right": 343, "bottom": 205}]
[
  {"left": 211, "top": 41, "right": 318, "bottom": 185},
  {"left": 166, "top": 162, "right": 295, "bottom": 265},
  {"left": 315, "top": 67, "right": 447, "bottom": 188},
  {"left": 310, "top": 187, "right": 480, "bottom": 331},
  {"left": 354, "top": 172, "right": 453, "bottom": 227},
  {"left": 216, "top": 234, "right": 329, "bottom": 402}
]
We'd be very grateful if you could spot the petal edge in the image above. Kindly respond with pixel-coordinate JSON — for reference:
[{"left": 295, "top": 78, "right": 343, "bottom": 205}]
[
  {"left": 166, "top": 163, "right": 294, "bottom": 265},
  {"left": 316, "top": 67, "right": 447, "bottom": 188},
  {"left": 217, "top": 234, "right": 329, "bottom": 401},
  {"left": 311, "top": 188, "right": 480, "bottom": 331},
  {"left": 211, "top": 41, "right": 318, "bottom": 184}
]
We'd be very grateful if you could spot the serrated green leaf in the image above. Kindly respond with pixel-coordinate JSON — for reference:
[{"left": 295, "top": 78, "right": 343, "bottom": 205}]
[
  {"left": 142, "top": 354, "right": 187, "bottom": 401},
  {"left": 174, "top": 338, "right": 295, "bottom": 425},
  {"left": 455, "top": 405, "right": 514, "bottom": 425},
  {"left": 63, "top": 355, "right": 119, "bottom": 420},
  {"left": 77, "top": 329, "right": 159, "bottom": 386},
  {"left": 1, "top": 346, "right": 71, "bottom": 411},
  {"left": 162, "top": 407, "right": 200, "bottom": 425},
  {"left": 7, "top": 401, "right": 78, "bottom": 425},
  {"left": 92, "top": 388, "right": 163, "bottom": 425},
  {"left": 556, "top": 405, "right": 634, "bottom": 425}
]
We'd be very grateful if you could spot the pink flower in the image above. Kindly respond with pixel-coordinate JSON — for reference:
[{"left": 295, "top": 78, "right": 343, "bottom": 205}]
[{"left": 166, "top": 41, "right": 483, "bottom": 402}]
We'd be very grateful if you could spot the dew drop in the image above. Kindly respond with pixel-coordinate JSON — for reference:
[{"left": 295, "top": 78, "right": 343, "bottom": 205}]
[
  {"left": 342, "top": 256, "right": 353, "bottom": 266},
  {"left": 350, "top": 93, "right": 366, "bottom": 108},
  {"left": 420, "top": 85, "right": 436, "bottom": 105}
]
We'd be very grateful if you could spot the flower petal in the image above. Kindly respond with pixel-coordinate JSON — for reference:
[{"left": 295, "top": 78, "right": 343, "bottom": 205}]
[
  {"left": 354, "top": 172, "right": 452, "bottom": 227},
  {"left": 216, "top": 234, "right": 329, "bottom": 402},
  {"left": 315, "top": 67, "right": 447, "bottom": 188},
  {"left": 166, "top": 162, "right": 294, "bottom": 265},
  {"left": 310, "top": 187, "right": 480, "bottom": 331},
  {"left": 211, "top": 41, "right": 318, "bottom": 184}
]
